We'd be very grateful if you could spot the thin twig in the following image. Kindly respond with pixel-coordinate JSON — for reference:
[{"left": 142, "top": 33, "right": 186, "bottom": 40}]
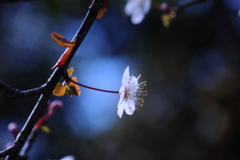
[
  {"left": 0, "top": 81, "right": 47, "bottom": 98},
  {"left": 0, "top": 0, "right": 33, "bottom": 4},
  {"left": 156, "top": 0, "right": 208, "bottom": 14},
  {"left": 173, "top": 0, "right": 208, "bottom": 14}
]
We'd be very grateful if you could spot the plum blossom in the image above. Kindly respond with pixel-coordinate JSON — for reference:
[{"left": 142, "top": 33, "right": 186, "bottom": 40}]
[
  {"left": 117, "top": 66, "right": 147, "bottom": 118},
  {"left": 60, "top": 155, "right": 75, "bottom": 160},
  {"left": 124, "top": 0, "right": 151, "bottom": 24}
]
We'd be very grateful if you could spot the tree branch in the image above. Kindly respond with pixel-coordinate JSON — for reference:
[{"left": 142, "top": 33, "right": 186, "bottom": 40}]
[{"left": 0, "top": 0, "right": 104, "bottom": 158}]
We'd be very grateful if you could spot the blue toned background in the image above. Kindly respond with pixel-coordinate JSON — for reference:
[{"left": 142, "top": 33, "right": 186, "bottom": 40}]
[{"left": 0, "top": 0, "right": 240, "bottom": 159}]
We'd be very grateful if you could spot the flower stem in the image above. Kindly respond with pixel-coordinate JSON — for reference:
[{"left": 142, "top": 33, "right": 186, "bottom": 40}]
[{"left": 68, "top": 78, "right": 119, "bottom": 94}]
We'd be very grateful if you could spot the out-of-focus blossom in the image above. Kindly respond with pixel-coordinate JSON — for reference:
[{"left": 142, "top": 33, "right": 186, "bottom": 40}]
[
  {"left": 8, "top": 122, "right": 19, "bottom": 138},
  {"left": 5, "top": 142, "right": 13, "bottom": 149},
  {"left": 159, "top": 2, "right": 169, "bottom": 12},
  {"left": 124, "top": 0, "right": 151, "bottom": 24},
  {"left": 117, "top": 66, "right": 147, "bottom": 118},
  {"left": 60, "top": 155, "right": 75, "bottom": 160}
]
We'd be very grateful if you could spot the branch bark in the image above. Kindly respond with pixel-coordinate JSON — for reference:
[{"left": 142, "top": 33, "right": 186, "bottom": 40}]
[{"left": 0, "top": 81, "right": 47, "bottom": 98}]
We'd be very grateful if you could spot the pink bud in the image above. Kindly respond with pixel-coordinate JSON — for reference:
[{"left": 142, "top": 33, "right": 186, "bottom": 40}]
[
  {"left": 8, "top": 122, "right": 19, "bottom": 138},
  {"left": 5, "top": 142, "right": 13, "bottom": 149},
  {"left": 48, "top": 100, "right": 63, "bottom": 115},
  {"left": 160, "top": 2, "right": 169, "bottom": 12},
  {"left": 169, "top": 11, "right": 177, "bottom": 18}
]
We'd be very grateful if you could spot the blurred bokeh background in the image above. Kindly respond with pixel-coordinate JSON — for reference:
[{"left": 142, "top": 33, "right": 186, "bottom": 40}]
[{"left": 0, "top": 0, "right": 240, "bottom": 159}]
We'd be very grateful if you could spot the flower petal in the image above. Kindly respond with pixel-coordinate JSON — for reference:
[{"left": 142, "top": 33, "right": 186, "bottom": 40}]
[
  {"left": 124, "top": 0, "right": 151, "bottom": 24},
  {"left": 124, "top": 0, "right": 136, "bottom": 16},
  {"left": 122, "top": 66, "right": 130, "bottom": 85},
  {"left": 117, "top": 98, "right": 126, "bottom": 118},
  {"left": 117, "top": 84, "right": 126, "bottom": 118},
  {"left": 131, "top": 8, "right": 145, "bottom": 24},
  {"left": 119, "top": 85, "right": 126, "bottom": 99},
  {"left": 142, "top": 0, "right": 151, "bottom": 14},
  {"left": 125, "top": 99, "right": 135, "bottom": 115},
  {"left": 129, "top": 75, "right": 139, "bottom": 90}
]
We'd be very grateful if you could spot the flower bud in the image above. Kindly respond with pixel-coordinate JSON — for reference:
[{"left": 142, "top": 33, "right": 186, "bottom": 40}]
[
  {"left": 48, "top": 100, "right": 63, "bottom": 115},
  {"left": 8, "top": 122, "right": 19, "bottom": 138},
  {"left": 5, "top": 142, "right": 13, "bottom": 149},
  {"left": 159, "top": 2, "right": 169, "bottom": 12}
]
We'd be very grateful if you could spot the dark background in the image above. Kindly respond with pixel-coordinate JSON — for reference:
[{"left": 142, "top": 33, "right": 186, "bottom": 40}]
[{"left": 0, "top": 0, "right": 240, "bottom": 159}]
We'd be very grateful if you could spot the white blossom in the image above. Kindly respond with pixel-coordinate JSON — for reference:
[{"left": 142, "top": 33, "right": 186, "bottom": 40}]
[
  {"left": 124, "top": 0, "right": 151, "bottom": 24},
  {"left": 60, "top": 155, "right": 75, "bottom": 160},
  {"left": 117, "top": 66, "right": 147, "bottom": 118}
]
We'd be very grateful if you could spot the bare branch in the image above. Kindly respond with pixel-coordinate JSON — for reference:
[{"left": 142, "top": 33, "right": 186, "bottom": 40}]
[{"left": 0, "top": 81, "right": 47, "bottom": 98}]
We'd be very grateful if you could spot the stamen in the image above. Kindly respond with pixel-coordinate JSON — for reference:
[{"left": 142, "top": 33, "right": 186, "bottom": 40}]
[
  {"left": 135, "top": 100, "right": 144, "bottom": 107},
  {"left": 139, "top": 81, "right": 147, "bottom": 86},
  {"left": 138, "top": 99, "right": 144, "bottom": 103},
  {"left": 136, "top": 90, "right": 148, "bottom": 97},
  {"left": 137, "top": 74, "right": 142, "bottom": 80}
]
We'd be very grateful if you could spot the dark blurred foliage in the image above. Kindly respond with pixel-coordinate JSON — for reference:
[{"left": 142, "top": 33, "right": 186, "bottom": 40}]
[{"left": 1, "top": 0, "right": 240, "bottom": 159}]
